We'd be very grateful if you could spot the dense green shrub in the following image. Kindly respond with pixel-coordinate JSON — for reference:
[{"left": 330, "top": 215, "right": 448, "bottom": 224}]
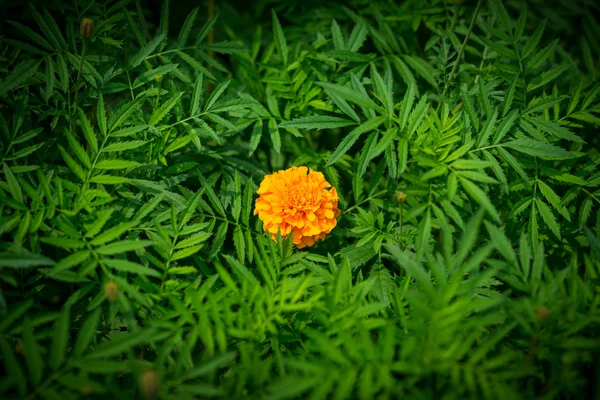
[{"left": 0, "top": 0, "right": 599, "bottom": 398}]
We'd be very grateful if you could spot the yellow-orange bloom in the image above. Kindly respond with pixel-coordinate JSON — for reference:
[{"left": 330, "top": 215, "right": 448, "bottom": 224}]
[{"left": 254, "top": 166, "right": 340, "bottom": 248}]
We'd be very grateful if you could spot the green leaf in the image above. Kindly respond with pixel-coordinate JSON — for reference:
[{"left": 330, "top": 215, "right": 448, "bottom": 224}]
[
  {"left": 331, "top": 19, "right": 345, "bottom": 50},
  {"left": 272, "top": 11, "right": 289, "bottom": 66},
  {"left": 103, "top": 140, "right": 147, "bottom": 152},
  {"left": 0, "top": 339, "right": 26, "bottom": 396},
  {"left": 65, "top": 129, "right": 92, "bottom": 168},
  {"left": 233, "top": 226, "right": 246, "bottom": 263},
  {"left": 3, "top": 163, "right": 23, "bottom": 202},
  {"left": 8, "top": 20, "right": 53, "bottom": 50},
  {"left": 416, "top": 208, "right": 432, "bottom": 260},
  {"left": 357, "top": 131, "right": 378, "bottom": 179},
  {"left": 327, "top": 115, "right": 386, "bottom": 166},
  {"left": 0, "top": 59, "right": 41, "bottom": 97},
  {"left": 195, "top": 14, "right": 219, "bottom": 46},
  {"left": 73, "top": 308, "right": 101, "bottom": 357},
  {"left": 180, "top": 352, "right": 236, "bottom": 380},
  {"left": 527, "top": 39, "right": 558, "bottom": 70},
  {"left": 502, "top": 139, "right": 575, "bottom": 160},
  {"left": 177, "top": 7, "right": 198, "bottom": 47},
  {"left": 535, "top": 198, "right": 560, "bottom": 239},
  {"left": 96, "top": 240, "right": 152, "bottom": 255},
  {"left": 209, "top": 221, "right": 229, "bottom": 261},
  {"left": 372, "top": 66, "right": 393, "bottom": 118},
  {"left": 58, "top": 145, "right": 86, "bottom": 181},
  {"left": 279, "top": 116, "right": 356, "bottom": 130},
  {"left": 502, "top": 76, "right": 519, "bottom": 118},
  {"left": 50, "top": 307, "right": 70, "bottom": 371},
  {"left": 51, "top": 250, "right": 91, "bottom": 274},
  {"left": 459, "top": 177, "right": 501, "bottom": 222},
  {"left": 249, "top": 119, "right": 262, "bottom": 155},
  {"left": 86, "top": 327, "right": 168, "bottom": 359},
  {"left": 90, "top": 222, "right": 136, "bottom": 246},
  {"left": 399, "top": 82, "right": 416, "bottom": 131},
  {"left": 579, "top": 196, "right": 593, "bottom": 231},
  {"left": 111, "top": 125, "right": 149, "bottom": 138},
  {"left": 584, "top": 226, "right": 600, "bottom": 260},
  {"left": 89, "top": 175, "right": 130, "bottom": 184},
  {"left": 204, "top": 80, "right": 231, "bottom": 112},
  {"left": 198, "top": 174, "right": 226, "bottom": 217},
  {"left": 527, "top": 117, "right": 582, "bottom": 143},
  {"left": 527, "top": 64, "right": 570, "bottom": 92},
  {"left": 94, "top": 160, "right": 140, "bottom": 170},
  {"left": 23, "top": 318, "right": 44, "bottom": 385},
  {"left": 484, "top": 221, "right": 517, "bottom": 263},
  {"left": 0, "top": 299, "right": 33, "bottom": 332},
  {"left": 403, "top": 55, "right": 437, "bottom": 87},
  {"left": 231, "top": 172, "right": 242, "bottom": 223},
  {"left": 385, "top": 244, "right": 434, "bottom": 296},
  {"left": 406, "top": 94, "right": 429, "bottom": 138},
  {"left": 269, "top": 118, "right": 281, "bottom": 154},
  {"left": 493, "top": 110, "right": 518, "bottom": 145},
  {"left": 0, "top": 252, "right": 54, "bottom": 268},
  {"left": 129, "top": 33, "right": 166, "bottom": 68},
  {"left": 328, "top": 91, "right": 361, "bottom": 122},
  {"left": 150, "top": 92, "right": 183, "bottom": 125},
  {"left": 190, "top": 73, "right": 204, "bottom": 116},
  {"left": 97, "top": 94, "right": 107, "bottom": 137},
  {"left": 225, "top": 253, "right": 258, "bottom": 286},
  {"left": 40, "top": 236, "right": 86, "bottom": 250},
  {"left": 103, "top": 259, "right": 161, "bottom": 278},
  {"left": 537, "top": 180, "right": 569, "bottom": 220},
  {"left": 476, "top": 109, "right": 498, "bottom": 148},
  {"left": 79, "top": 109, "right": 98, "bottom": 153},
  {"left": 318, "top": 81, "right": 379, "bottom": 110},
  {"left": 132, "top": 64, "right": 179, "bottom": 89},
  {"left": 522, "top": 19, "right": 546, "bottom": 60},
  {"left": 348, "top": 21, "right": 369, "bottom": 52},
  {"left": 176, "top": 51, "right": 216, "bottom": 80},
  {"left": 242, "top": 179, "right": 255, "bottom": 227},
  {"left": 372, "top": 128, "right": 397, "bottom": 159},
  {"left": 171, "top": 245, "right": 204, "bottom": 261}
]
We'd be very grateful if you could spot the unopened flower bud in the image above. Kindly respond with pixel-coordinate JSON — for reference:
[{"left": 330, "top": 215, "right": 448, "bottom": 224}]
[
  {"left": 15, "top": 341, "right": 24, "bottom": 356},
  {"left": 82, "top": 384, "right": 93, "bottom": 396},
  {"left": 139, "top": 369, "right": 159, "bottom": 399},
  {"left": 396, "top": 192, "right": 407, "bottom": 203},
  {"left": 535, "top": 306, "right": 550, "bottom": 321},
  {"left": 80, "top": 18, "right": 94, "bottom": 39},
  {"left": 155, "top": 73, "right": 163, "bottom": 83},
  {"left": 562, "top": 353, "right": 575, "bottom": 364},
  {"left": 104, "top": 281, "right": 119, "bottom": 302}
]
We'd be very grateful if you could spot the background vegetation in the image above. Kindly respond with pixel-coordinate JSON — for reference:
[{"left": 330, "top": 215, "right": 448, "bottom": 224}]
[{"left": 0, "top": 0, "right": 599, "bottom": 398}]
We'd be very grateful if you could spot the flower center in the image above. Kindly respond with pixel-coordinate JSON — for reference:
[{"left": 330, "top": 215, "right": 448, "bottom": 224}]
[{"left": 285, "top": 184, "right": 318, "bottom": 211}]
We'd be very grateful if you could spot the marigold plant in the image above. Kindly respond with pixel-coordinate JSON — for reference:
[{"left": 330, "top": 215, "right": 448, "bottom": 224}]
[
  {"left": 0, "top": 0, "right": 599, "bottom": 398},
  {"left": 254, "top": 166, "right": 340, "bottom": 248}
]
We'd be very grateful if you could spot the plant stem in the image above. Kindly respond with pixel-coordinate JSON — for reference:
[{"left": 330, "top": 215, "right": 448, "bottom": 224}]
[
  {"left": 438, "top": 0, "right": 484, "bottom": 108},
  {"left": 342, "top": 190, "right": 387, "bottom": 214},
  {"left": 155, "top": 80, "right": 162, "bottom": 108},
  {"left": 207, "top": 0, "right": 215, "bottom": 95},
  {"left": 399, "top": 205, "right": 404, "bottom": 249},
  {"left": 73, "top": 40, "right": 88, "bottom": 114}
]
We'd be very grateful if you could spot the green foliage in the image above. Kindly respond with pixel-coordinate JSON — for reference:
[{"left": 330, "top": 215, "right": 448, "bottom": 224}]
[{"left": 0, "top": 0, "right": 599, "bottom": 398}]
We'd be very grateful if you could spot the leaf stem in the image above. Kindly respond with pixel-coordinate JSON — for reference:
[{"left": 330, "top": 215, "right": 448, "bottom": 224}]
[
  {"left": 73, "top": 40, "right": 88, "bottom": 114},
  {"left": 343, "top": 190, "right": 387, "bottom": 214},
  {"left": 439, "top": 0, "right": 484, "bottom": 106}
]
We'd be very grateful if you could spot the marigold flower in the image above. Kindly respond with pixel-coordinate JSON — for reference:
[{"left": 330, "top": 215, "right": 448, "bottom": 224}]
[{"left": 254, "top": 166, "right": 340, "bottom": 248}]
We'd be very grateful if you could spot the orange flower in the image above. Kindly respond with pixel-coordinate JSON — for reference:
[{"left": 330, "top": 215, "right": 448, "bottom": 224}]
[{"left": 254, "top": 166, "right": 340, "bottom": 248}]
